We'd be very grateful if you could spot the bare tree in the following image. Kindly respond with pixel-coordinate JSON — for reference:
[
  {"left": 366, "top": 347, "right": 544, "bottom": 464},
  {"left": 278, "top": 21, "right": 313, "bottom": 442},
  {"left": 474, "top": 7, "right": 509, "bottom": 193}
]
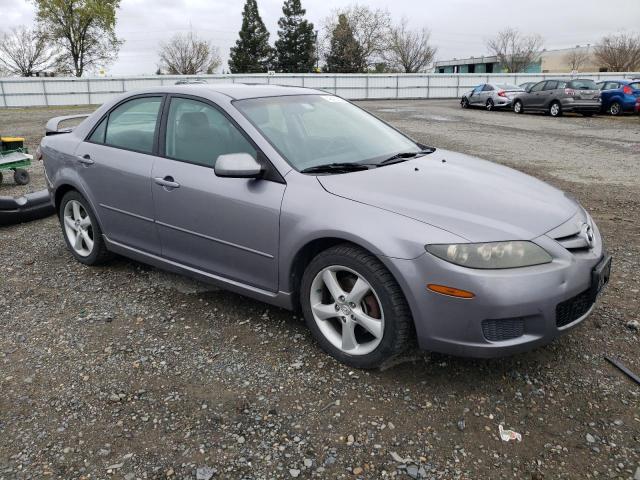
[
  {"left": 322, "top": 4, "right": 391, "bottom": 68},
  {"left": 0, "top": 26, "right": 58, "bottom": 77},
  {"left": 486, "top": 28, "right": 543, "bottom": 73},
  {"left": 564, "top": 48, "right": 591, "bottom": 72},
  {"left": 384, "top": 18, "right": 437, "bottom": 73},
  {"left": 594, "top": 32, "right": 640, "bottom": 71},
  {"left": 159, "top": 31, "right": 221, "bottom": 75}
]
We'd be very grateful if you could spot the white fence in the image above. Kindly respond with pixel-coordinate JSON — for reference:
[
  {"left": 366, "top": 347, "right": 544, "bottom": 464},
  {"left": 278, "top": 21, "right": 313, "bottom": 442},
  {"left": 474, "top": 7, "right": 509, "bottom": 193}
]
[{"left": 0, "top": 72, "right": 638, "bottom": 108}]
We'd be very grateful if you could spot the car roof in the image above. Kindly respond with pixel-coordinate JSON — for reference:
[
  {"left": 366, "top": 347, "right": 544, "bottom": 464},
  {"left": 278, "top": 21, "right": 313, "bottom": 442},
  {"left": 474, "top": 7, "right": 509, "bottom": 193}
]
[{"left": 127, "top": 83, "right": 325, "bottom": 100}]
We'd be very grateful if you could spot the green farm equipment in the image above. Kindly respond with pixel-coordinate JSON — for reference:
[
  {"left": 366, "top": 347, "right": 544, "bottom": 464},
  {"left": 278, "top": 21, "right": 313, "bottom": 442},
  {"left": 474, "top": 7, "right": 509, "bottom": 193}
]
[{"left": 0, "top": 136, "right": 32, "bottom": 186}]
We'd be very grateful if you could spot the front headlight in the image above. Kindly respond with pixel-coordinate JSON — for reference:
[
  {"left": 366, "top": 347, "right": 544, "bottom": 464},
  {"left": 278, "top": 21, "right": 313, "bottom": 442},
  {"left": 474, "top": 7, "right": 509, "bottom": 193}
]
[{"left": 425, "top": 241, "right": 552, "bottom": 269}]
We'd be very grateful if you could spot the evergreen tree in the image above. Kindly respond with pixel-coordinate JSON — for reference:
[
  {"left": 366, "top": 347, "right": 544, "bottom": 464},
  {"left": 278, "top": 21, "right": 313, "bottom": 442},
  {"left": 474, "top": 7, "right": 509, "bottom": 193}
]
[
  {"left": 275, "top": 0, "right": 316, "bottom": 73},
  {"left": 325, "top": 14, "right": 365, "bottom": 73},
  {"left": 229, "top": 0, "right": 274, "bottom": 73}
]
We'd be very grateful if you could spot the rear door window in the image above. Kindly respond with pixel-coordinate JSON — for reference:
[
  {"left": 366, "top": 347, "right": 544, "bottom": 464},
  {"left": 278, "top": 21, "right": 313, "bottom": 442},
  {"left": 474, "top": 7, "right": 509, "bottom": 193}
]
[
  {"left": 482, "top": 84, "right": 494, "bottom": 91},
  {"left": 544, "top": 81, "right": 558, "bottom": 90},
  {"left": 103, "top": 97, "right": 163, "bottom": 154}
]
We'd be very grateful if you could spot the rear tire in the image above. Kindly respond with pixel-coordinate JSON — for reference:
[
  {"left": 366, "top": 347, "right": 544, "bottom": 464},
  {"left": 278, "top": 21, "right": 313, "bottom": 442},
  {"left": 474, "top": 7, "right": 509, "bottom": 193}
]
[
  {"left": 486, "top": 99, "right": 494, "bottom": 111},
  {"left": 609, "top": 101, "right": 622, "bottom": 116},
  {"left": 549, "top": 101, "right": 562, "bottom": 117},
  {"left": 59, "top": 190, "right": 112, "bottom": 266},
  {"left": 513, "top": 100, "right": 524, "bottom": 114},
  {"left": 300, "top": 244, "right": 413, "bottom": 369},
  {"left": 13, "top": 169, "right": 30, "bottom": 185}
]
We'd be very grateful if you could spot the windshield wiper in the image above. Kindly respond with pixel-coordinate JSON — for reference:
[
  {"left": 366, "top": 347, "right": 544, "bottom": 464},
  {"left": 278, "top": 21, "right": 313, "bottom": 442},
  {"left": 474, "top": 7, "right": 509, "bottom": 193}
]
[
  {"left": 377, "top": 148, "right": 436, "bottom": 166},
  {"left": 300, "top": 162, "right": 373, "bottom": 174}
]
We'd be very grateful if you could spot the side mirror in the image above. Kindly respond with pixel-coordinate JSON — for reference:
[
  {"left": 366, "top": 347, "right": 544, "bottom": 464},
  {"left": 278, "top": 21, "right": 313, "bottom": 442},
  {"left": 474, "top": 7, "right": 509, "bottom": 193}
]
[{"left": 214, "top": 153, "right": 263, "bottom": 178}]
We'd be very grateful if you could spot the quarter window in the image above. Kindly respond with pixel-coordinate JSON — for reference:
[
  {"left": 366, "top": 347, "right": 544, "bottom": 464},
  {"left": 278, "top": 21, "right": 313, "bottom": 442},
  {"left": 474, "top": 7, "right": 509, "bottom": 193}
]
[
  {"left": 100, "top": 97, "right": 162, "bottom": 154},
  {"left": 165, "top": 97, "right": 256, "bottom": 167}
]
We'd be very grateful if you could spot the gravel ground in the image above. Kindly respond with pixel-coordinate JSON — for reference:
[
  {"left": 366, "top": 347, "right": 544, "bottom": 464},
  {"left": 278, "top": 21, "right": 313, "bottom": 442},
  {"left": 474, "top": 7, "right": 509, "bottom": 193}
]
[{"left": 0, "top": 101, "right": 639, "bottom": 480}]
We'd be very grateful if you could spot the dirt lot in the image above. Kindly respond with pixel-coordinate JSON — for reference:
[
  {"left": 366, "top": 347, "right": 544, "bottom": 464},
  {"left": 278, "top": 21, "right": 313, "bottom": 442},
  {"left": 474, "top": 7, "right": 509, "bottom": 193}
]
[{"left": 0, "top": 101, "right": 639, "bottom": 480}]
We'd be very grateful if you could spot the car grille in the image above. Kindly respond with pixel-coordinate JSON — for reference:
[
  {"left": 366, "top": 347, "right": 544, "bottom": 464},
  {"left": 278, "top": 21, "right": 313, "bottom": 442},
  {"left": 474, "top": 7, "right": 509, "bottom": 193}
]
[
  {"left": 482, "top": 318, "right": 525, "bottom": 342},
  {"left": 556, "top": 288, "right": 594, "bottom": 328}
]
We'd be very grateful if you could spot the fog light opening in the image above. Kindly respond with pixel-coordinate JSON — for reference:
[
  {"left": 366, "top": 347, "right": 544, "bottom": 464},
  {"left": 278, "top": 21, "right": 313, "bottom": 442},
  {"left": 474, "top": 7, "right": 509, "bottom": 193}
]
[{"left": 427, "top": 284, "right": 475, "bottom": 299}]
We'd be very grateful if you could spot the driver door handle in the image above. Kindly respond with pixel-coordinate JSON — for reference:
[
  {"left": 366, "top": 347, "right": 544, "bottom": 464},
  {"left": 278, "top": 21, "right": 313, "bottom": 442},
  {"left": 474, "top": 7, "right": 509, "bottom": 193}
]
[
  {"left": 154, "top": 176, "right": 180, "bottom": 189},
  {"left": 77, "top": 154, "right": 94, "bottom": 165}
]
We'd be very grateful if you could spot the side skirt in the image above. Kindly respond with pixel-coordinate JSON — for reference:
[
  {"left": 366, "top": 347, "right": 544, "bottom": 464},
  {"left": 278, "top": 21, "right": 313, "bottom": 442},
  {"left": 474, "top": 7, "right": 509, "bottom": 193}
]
[{"left": 103, "top": 236, "right": 295, "bottom": 310}]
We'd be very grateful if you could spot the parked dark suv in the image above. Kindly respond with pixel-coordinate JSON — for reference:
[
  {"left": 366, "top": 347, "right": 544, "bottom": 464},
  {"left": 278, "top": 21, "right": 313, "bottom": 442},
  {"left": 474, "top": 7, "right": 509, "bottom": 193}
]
[{"left": 512, "top": 79, "right": 601, "bottom": 117}]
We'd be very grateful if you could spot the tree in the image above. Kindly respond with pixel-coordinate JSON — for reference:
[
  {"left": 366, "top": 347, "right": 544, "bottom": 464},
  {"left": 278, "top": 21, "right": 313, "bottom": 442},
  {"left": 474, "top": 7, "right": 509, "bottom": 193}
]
[
  {"left": 322, "top": 4, "right": 391, "bottom": 69},
  {"left": 486, "top": 28, "right": 543, "bottom": 73},
  {"left": 563, "top": 48, "right": 591, "bottom": 72},
  {"left": 594, "top": 32, "right": 640, "bottom": 71},
  {"left": 325, "top": 14, "right": 365, "bottom": 73},
  {"left": 159, "top": 31, "right": 221, "bottom": 75},
  {"left": 384, "top": 18, "right": 437, "bottom": 73},
  {"left": 229, "top": 0, "right": 274, "bottom": 73},
  {"left": 34, "top": 0, "right": 122, "bottom": 77},
  {"left": 275, "top": 0, "right": 316, "bottom": 73},
  {"left": 0, "top": 26, "right": 58, "bottom": 76}
]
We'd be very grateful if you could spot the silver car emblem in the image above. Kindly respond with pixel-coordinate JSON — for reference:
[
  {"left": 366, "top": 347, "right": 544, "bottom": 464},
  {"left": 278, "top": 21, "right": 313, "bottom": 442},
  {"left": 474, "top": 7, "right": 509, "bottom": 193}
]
[{"left": 580, "top": 223, "right": 594, "bottom": 247}]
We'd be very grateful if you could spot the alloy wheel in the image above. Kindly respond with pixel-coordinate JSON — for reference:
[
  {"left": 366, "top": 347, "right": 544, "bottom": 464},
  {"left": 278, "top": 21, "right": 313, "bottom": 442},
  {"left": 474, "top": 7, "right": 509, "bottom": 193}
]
[
  {"left": 63, "top": 200, "right": 94, "bottom": 257},
  {"left": 309, "top": 265, "right": 384, "bottom": 356},
  {"left": 514, "top": 101, "right": 522, "bottom": 113},
  {"left": 486, "top": 99, "right": 494, "bottom": 111},
  {"left": 550, "top": 103, "right": 561, "bottom": 117},
  {"left": 610, "top": 102, "right": 621, "bottom": 116}
]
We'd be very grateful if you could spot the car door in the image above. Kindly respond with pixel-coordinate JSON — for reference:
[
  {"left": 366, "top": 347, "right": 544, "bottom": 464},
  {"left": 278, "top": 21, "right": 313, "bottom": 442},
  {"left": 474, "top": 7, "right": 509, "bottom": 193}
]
[
  {"left": 469, "top": 84, "right": 485, "bottom": 105},
  {"left": 482, "top": 84, "right": 494, "bottom": 104},
  {"left": 152, "top": 95, "right": 286, "bottom": 292},
  {"left": 524, "top": 81, "right": 546, "bottom": 109},
  {"left": 540, "top": 80, "right": 559, "bottom": 109},
  {"left": 75, "top": 95, "right": 164, "bottom": 255}
]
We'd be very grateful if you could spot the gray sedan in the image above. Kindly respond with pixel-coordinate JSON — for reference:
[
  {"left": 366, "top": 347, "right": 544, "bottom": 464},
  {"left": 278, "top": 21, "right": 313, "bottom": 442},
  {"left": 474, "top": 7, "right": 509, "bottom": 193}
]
[
  {"left": 40, "top": 84, "right": 611, "bottom": 368},
  {"left": 460, "top": 83, "right": 524, "bottom": 110}
]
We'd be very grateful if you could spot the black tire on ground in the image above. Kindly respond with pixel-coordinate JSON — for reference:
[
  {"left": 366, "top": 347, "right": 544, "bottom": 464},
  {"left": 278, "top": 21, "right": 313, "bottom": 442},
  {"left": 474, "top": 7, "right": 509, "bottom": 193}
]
[
  {"left": 461, "top": 97, "right": 469, "bottom": 108},
  {"left": 0, "top": 171, "right": 3, "bottom": 184},
  {"left": 549, "top": 101, "right": 563, "bottom": 117},
  {"left": 13, "top": 169, "right": 30, "bottom": 185},
  {"left": 513, "top": 100, "right": 524, "bottom": 114},
  {"left": 58, "top": 190, "right": 112, "bottom": 266},
  {"left": 609, "top": 101, "right": 622, "bottom": 116},
  {"left": 300, "top": 243, "right": 414, "bottom": 369},
  {"left": 486, "top": 99, "right": 494, "bottom": 111}
]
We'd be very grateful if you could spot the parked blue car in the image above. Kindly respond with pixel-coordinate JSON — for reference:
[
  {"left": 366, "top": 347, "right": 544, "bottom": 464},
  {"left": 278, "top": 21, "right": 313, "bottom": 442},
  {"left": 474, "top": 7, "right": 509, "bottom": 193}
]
[{"left": 596, "top": 79, "right": 640, "bottom": 115}]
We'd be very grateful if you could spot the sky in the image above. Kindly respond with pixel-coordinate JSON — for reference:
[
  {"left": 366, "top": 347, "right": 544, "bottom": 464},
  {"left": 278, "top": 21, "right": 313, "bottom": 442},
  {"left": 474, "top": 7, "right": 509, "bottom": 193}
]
[{"left": 2, "top": 0, "right": 640, "bottom": 75}]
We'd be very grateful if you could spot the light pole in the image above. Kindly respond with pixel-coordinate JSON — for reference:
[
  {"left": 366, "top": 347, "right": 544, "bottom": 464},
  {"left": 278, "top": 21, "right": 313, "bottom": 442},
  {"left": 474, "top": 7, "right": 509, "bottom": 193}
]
[{"left": 315, "top": 30, "right": 319, "bottom": 71}]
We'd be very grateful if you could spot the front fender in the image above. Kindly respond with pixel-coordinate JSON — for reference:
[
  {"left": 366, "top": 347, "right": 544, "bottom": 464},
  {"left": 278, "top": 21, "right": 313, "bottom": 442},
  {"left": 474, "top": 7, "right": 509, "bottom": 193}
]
[{"left": 278, "top": 174, "right": 465, "bottom": 293}]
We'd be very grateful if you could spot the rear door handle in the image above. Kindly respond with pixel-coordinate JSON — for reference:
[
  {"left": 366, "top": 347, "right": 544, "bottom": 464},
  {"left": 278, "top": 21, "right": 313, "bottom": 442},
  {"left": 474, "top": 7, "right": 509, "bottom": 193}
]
[
  {"left": 154, "top": 176, "right": 180, "bottom": 189},
  {"left": 77, "top": 154, "right": 94, "bottom": 165}
]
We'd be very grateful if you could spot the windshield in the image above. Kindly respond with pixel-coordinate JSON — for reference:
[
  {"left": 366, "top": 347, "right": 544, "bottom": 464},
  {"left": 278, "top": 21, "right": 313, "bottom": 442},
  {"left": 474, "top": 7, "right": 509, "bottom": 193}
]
[
  {"left": 567, "top": 79, "right": 597, "bottom": 90},
  {"left": 234, "top": 95, "right": 421, "bottom": 171}
]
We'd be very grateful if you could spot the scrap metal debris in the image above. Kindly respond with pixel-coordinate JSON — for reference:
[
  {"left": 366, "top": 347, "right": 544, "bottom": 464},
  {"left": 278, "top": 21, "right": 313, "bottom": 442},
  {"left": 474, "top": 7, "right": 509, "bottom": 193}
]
[
  {"left": 605, "top": 356, "right": 640, "bottom": 385},
  {"left": 499, "top": 424, "right": 522, "bottom": 442}
]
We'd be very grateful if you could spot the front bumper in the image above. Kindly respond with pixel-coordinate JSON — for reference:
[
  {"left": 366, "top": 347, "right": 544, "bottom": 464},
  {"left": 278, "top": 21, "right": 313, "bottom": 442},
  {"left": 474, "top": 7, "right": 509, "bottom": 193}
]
[{"left": 383, "top": 224, "right": 609, "bottom": 358}]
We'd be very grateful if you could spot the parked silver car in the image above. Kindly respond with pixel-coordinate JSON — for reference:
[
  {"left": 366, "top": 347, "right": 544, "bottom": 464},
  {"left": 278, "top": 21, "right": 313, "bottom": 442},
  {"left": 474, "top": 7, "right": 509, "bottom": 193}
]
[
  {"left": 512, "top": 79, "right": 601, "bottom": 117},
  {"left": 40, "top": 85, "right": 611, "bottom": 368},
  {"left": 460, "top": 83, "right": 524, "bottom": 110}
]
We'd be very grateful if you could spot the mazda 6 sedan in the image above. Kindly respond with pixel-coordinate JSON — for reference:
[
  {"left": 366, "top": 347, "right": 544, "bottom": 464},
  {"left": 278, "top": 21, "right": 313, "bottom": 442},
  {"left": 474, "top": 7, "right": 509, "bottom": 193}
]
[{"left": 40, "top": 84, "right": 611, "bottom": 368}]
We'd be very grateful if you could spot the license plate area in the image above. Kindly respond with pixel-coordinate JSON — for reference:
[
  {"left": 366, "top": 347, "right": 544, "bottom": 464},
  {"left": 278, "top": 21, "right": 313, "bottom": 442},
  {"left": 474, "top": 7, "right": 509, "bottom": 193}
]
[{"left": 591, "top": 255, "right": 612, "bottom": 300}]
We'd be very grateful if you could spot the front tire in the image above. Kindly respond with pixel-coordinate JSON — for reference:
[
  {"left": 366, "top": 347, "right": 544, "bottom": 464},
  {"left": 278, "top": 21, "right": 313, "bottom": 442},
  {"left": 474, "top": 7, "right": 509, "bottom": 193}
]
[
  {"left": 609, "top": 101, "right": 622, "bottom": 116},
  {"left": 461, "top": 97, "right": 469, "bottom": 108},
  {"left": 59, "top": 190, "right": 111, "bottom": 265},
  {"left": 513, "top": 100, "right": 524, "bottom": 114},
  {"left": 300, "top": 244, "right": 413, "bottom": 369}
]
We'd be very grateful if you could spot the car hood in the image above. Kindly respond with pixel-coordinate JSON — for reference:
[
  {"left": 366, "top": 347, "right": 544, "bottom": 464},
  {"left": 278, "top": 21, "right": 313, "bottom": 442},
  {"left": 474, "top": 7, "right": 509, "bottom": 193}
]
[{"left": 317, "top": 149, "right": 578, "bottom": 242}]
